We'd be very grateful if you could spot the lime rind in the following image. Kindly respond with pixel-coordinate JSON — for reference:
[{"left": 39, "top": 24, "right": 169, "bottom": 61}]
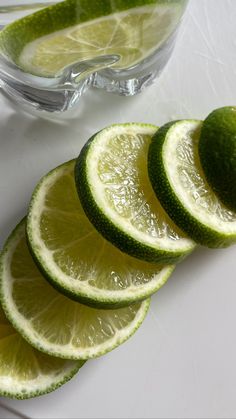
[
  {"left": 148, "top": 120, "right": 236, "bottom": 248},
  {"left": 75, "top": 123, "right": 195, "bottom": 264},
  {"left": 27, "top": 159, "right": 174, "bottom": 308},
  {"left": 0, "top": 220, "right": 150, "bottom": 360},
  {"left": 199, "top": 107, "right": 236, "bottom": 213}
]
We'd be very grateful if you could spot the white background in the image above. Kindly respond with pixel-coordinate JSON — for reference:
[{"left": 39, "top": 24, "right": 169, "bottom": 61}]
[{"left": 0, "top": 0, "right": 236, "bottom": 418}]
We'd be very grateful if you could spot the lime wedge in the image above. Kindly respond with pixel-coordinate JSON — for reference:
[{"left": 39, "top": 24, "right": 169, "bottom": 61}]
[
  {"left": 0, "top": 220, "right": 149, "bottom": 360},
  {"left": 0, "top": 306, "right": 83, "bottom": 400},
  {"left": 148, "top": 120, "right": 236, "bottom": 247},
  {"left": 0, "top": 0, "right": 186, "bottom": 77},
  {"left": 27, "top": 160, "right": 173, "bottom": 308},
  {"left": 75, "top": 123, "right": 195, "bottom": 264},
  {"left": 199, "top": 107, "right": 236, "bottom": 212}
]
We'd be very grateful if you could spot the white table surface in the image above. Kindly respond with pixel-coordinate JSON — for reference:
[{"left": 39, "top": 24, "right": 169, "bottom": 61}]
[{"left": 0, "top": 0, "right": 236, "bottom": 418}]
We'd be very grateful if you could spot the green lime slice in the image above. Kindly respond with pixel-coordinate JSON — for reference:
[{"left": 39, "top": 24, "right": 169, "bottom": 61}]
[
  {"left": 75, "top": 123, "right": 195, "bottom": 264},
  {"left": 199, "top": 107, "right": 236, "bottom": 212},
  {"left": 0, "top": 306, "right": 83, "bottom": 400},
  {"left": 27, "top": 160, "right": 173, "bottom": 309},
  {"left": 148, "top": 120, "right": 236, "bottom": 248},
  {"left": 0, "top": 0, "right": 186, "bottom": 77},
  {"left": 0, "top": 220, "right": 149, "bottom": 360}
]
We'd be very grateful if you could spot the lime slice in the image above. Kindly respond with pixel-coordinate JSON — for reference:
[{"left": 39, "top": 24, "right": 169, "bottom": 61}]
[
  {"left": 0, "top": 307, "right": 83, "bottom": 400},
  {"left": 75, "top": 123, "right": 195, "bottom": 264},
  {"left": 0, "top": 220, "right": 149, "bottom": 360},
  {"left": 27, "top": 160, "right": 173, "bottom": 309},
  {"left": 199, "top": 107, "right": 236, "bottom": 212},
  {"left": 148, "top": 120, "right": 236, "bottom": 248},
  {"left": 0, "top": 0, "right": 186, "bottom": 77}
]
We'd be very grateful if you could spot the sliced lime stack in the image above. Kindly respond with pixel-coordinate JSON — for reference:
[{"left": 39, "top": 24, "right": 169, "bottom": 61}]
[
  {"left": 0, "top": 220, "right": 149, "bottom": 360},
  {"left": 75, "top": 123, "right": 195, "bottom": 264},
  {"left": 0, "top": 0, "right": 186, "bottom": 77},
  {"left": 148, "top": 120, "right": 236, "bottom": 247},
  {"left": 27, "top": 160, "right": 174, "bottom": 308},
  {"left": 0, "top": 306, "right": 83, "bottom": 399},
  {"left": 2, "top": 107, "right": 236, "bottom": 400}
]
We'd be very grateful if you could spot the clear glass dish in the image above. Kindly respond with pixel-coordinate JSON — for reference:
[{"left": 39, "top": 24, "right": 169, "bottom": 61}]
[{"left": 0, "top": 0, "right": 188, "bottom": 117}]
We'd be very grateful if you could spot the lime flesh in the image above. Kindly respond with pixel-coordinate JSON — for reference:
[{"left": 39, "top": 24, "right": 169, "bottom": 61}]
[
  {"left": 27, "top": 160, "right": 174, "bottom": 308},
  {"left": 0, "top": 306, "right": 83, "bottom": 399},
  {"left": 0, "top": 220, "right": 149, "bottom": 360},
  {"left": 75, "top": 123, "right": 195, "bottom": 264}
]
